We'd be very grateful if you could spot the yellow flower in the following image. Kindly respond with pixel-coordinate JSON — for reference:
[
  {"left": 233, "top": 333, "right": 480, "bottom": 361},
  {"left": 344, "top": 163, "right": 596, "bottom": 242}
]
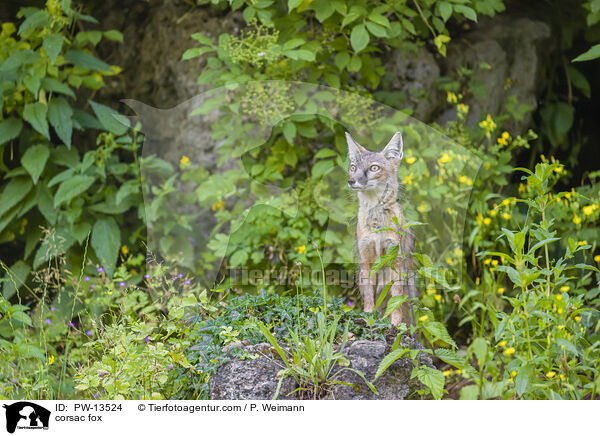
[
  {"left": 594, "top": 255, "right": 600, "bottom": 263},
  {"left": 574, "top": 316, "right": 581, "bottom": 322},
  {"left": 510, "top": 371, "right": 517, "bottom": 377},
  {"left": 578, "top": 240, "right": 587, "bottom": 246},
  {"left": 503, "top": 347, "right": 515, "bottom": 356},
  {"left": 497, "top": 131, "right": 510, "bottom": 146},
  {"left": 498, "top": 287, "right": 505, "bottom": 294},
  {"left": 418, "top": 203, "right": 426, "bottom": 212},
  {"left": 48, "top": 355, "right": 55, "bottom": 365},
  {"left": 558, "top": 308, "right": 563, "bottom": 314},
  {"left": 560, "top": 285, "right": 570, "bottom": 292},
  {"left": 426, "top": 288, "right": 437, "bottom": 295},
  {"left": 503, "top": 213, "right": 511, "bottom": 220},
  {"left": 555, "top": 295, "right": 563, "bottom": 301},
  {"left": 572, "top": 216, "right": 581, "bottom": 225},
  {"left": 121, "top": 245, "right": 128, "bottom": 255},
  {"left": 458, "top": 175, "right": 472, "bottom": 185},
  {"left": 403, "top": 174, "right": 414, "bottom": 185},
  {"left": 456, "top": 369, "right": 462, "bottom": 375},
  {"left": 505, "top": 77, "right": 512, "bottom": 89},
  {"left": 483, "top": 258, "right": 491, "bottom": 266},
  {"left": 180, "top": 155, "right": 190, "bottom": 165},
  {"left": 438, "top": 153, "right": 452, "bottom": 164},
  {"left": 490, "top": 209, "right": 497, "bottom": 217},
  {"left": 418, "top": 315, "right": 429, "bottom": 322},
  {"left": 446, "top": 91, "right": 458, "bottom": 104},
  {"left": 211, "top": 200, "right": 225, "bottom": 211},
  {"left": 405, "top": 156, "right": 416, "bottom": 164},
  {"left": 518, "top": 183, "right": 526, "bottom": 194},
  {"left": 554, "top": 166, "right": 563, "bottom": 173},
  {"left": 557, "top": 325, "right": 564, "bottom": 330},
  {"left": 582, "top": 205, "right": 595, "bottom": 216},
  {"left": 559, "top": 374, "right": 565, "bottom": 380},
  {"left": 546, "top": 371, "right": 556, "bottom": 378},
  {"left": 509, "top": 377, "right": 514, "bottom": 383},
  {"left": 483, "top": 217, "right": 491, "bottom": 225},
  {"left": 491, "top": 259, "right": 499, "bottom": 266},
  {"left": 297, "top": 245, "right": 306, "bottom": 254},
  {"left": 434, "top": 294, "right": 442, "bottom": 302},
  {"left": 442, "top": 369, "right": 453, "bottom": 376},
  {"left": 498, "top": 340, "right": 508, "bottom": 347},
  {"left": 457, "top": 103, "right": 469, "bottom": 116}
]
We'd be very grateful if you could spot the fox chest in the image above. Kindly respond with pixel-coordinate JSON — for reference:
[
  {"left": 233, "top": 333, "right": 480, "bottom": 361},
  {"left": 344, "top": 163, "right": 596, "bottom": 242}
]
[{"left": 356, "top": 205, "right": 401, "bottom": 262}]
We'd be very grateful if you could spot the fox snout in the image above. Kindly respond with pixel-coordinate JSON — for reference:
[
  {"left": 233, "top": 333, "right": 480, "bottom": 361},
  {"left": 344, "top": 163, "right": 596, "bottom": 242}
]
[{"left": 348, "top": 175, "right": 368, "bottom": 189}]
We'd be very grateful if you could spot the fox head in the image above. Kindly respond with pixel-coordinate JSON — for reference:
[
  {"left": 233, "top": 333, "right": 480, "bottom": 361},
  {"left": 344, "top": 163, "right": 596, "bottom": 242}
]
[{"left": 346, "top": 132, "right": 403, "bottom": 192}]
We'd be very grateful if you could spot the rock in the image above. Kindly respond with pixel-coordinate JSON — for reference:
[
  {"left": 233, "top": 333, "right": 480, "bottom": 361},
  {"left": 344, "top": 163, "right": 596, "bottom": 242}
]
[
  {"left": 210, "top": 343, "right": 298, "bottom": 400},
  {"left": 383, "top": 46, "right": 443, "bottom": 121},
  {"left": 441, "top": 16, "right": 551, "bottom": 134},
  {"left": 210, "top": 338, "right": 434, "bottom": 400}
]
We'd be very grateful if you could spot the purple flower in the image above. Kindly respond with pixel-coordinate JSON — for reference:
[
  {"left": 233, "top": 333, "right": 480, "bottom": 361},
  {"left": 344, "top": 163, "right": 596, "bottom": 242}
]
[
  {"left": 45, "top": 318, "right": 52, "bottom": 325},
  {"left": 50, "top": 306, "right": 56, "bottom": 311},
  {"left": 93, "top": 393, "right": 98, "bottom": 399},
  {"left": 11, "top": 378, "right": 17, "bottom": 383},
  {"left": 346, "top": 301, "right": 353, "bottom": 307},
  {"left": 167, "top": 363, "right": 174, "bottom": 371},
  {"left": 69, "top": 322, "right": 76, "bottom": 328},
  {"left": 185, "top": 280, "right": 191, "bottom": 285},
  {"left": 86, "top": 330, "right": 93, "bottom": 336},
  {"left": 84, "top": 276, "right": 90, "bottom": 282},
  {"left": 97, "top": 267, "right": 104, "bottom": 273},
  {"left": 144, "top": 274, "right": 150, "bottom": 279},
  {"left": 144, "top": 336, "right": 150, "bottom": 342},
  {"left": 119, "top": 282, "right": 126, "bottom": 287},
  {"left": 177, "top": 273, "right": 184, "bottom": 278}
]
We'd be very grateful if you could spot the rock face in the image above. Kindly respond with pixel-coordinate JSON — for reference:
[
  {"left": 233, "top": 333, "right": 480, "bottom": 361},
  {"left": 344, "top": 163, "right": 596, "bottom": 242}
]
[
  {"left": 440, "top": 16, "right": 551, "bottom": 133},
  {"left": 210, "top": 338, "right": 434, "bottom": 400}
]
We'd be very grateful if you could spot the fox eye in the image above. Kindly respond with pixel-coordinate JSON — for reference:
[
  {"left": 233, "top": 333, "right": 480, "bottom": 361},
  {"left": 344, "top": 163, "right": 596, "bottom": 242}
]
[
  {"left": 370, "top": 165, "right": 380, "bottom": 172},
  {"left": 350, "top": 164, "right": 356, "bottom": 172}
]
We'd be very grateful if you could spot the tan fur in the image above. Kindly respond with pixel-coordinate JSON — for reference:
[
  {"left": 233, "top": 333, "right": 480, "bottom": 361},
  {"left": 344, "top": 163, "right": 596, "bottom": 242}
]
[{"left": 346, "top": 132, "right": 415, "bottom": 326}]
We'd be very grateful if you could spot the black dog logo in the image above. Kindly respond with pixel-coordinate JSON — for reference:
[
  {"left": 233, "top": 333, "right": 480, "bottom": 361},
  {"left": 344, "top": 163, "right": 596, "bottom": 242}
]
[{"left": 2, "top": 402, "right": 50, "bottom": 433}]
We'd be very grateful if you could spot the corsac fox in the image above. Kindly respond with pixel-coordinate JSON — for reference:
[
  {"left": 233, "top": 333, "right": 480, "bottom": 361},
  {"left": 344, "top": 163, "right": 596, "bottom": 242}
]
[{"left": 346, "top": 131, "right": 415, "bottom": 326}]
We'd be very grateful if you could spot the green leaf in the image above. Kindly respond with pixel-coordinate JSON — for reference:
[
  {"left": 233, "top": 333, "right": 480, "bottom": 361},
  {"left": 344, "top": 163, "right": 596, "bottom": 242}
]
[
  {"left": 0, "top": 118, "right": 23, "bottom": 146},
  {"left": 43, "top": 34, "right": 63, "bottom": 63},
  {"left": 454, "top": 5, "right": 477, "bottom": 21},
  {"left": 438, "top": 2, "right": 452, "bottom": 21},
  {"left": 282, "top": 38, "right": 305, "bottom": 50},
  {"left": 414, "top": 366, "right": 445, "bottom": 399},
  {"left": 284, "top": 49, "right": 315, "bottom": 61},
  {"left": 315, "top": 0, "right": 335, "bottom": 22},
  {"left": 471, "top": 337, "right": 488, "bottom": 364},
  {"left": 41, "top": 78, "right": 75, "bottom": 98},
  {"left": 18, "top": 10, "right": 50, "bottom": 34},
  {"left": 515, "top": 363, "right": 533, "bottom": 397},
  {"left": 350, "top": 24, "right": 369, "bottom": 53},
  {"left": 314, "top": 148, "right": 337, "bottom": 159},
  {"left": 65, "top": 50, "right": 113, "bottom": 72},
  {"left": 0, "top": 177, "right": 33, "bottom": 216},
  {"left": 191, "top": 33, "right": 213, "bottom": 45},
  {"left": 335, "top": 52, "right": 350, "bottom": 70},
  {"left": 383, "top": 295, "right": 407, "bottom": 318},
  {"left": 365, "top": 21, "right": 387, "bottom": 38},
  {"left": 23, "top": 102, "right": 49, "bottom": 139},
  {"left": 311, "top": 159, "right": 334, "bottom": 179},
  {"left": 21, "top": 144, "right": 50, "bottom": 184},
  {"left": 374, "top": 280, "right": 393, "bottom": 311},
  {"left": 48, "top": 97, "right": 73, "bottom": 147},
  {"left": 53, "top": 175, "right": 95, "bottom": 208},
  {"left": 181, "top": 46, "right": 214, "bottom": 60},
  {"left": 374, "top": 347, "right": 409, "bottom": 380},
  {"left": 567, "top": 66, "right": 591, "bottom": 98},
  {"left": 282, "top": 121, "right": 296, "bottom": 143},
  {"left": 572, "top": 44, "right": 600, "bottom": 62},
  {"left": 288, "top": 0, "right": 303, "bottom": 11},
  {"left": 103, "top": 30, "right": 124, "bottom": 43},
  {"left": 91, "top": 217, "right": 121, "bottom": 275},
  {"left": 0, "top": 50, "right": 38, "bottom": 71},
  {"left": 367, "top": 13, "right": 390, "bottom": 27},
  {"left": 89, "top": 100, "right": 128, "bottom": 135}
]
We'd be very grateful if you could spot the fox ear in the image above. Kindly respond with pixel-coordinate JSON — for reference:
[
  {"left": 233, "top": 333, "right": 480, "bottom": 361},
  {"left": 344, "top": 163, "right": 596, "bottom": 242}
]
[
  {"left": 383, "top": 132, "right": 403, "bottom": 163},
  {"left": 345, "top": 132, "right": 366, "bottom": 160}
]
